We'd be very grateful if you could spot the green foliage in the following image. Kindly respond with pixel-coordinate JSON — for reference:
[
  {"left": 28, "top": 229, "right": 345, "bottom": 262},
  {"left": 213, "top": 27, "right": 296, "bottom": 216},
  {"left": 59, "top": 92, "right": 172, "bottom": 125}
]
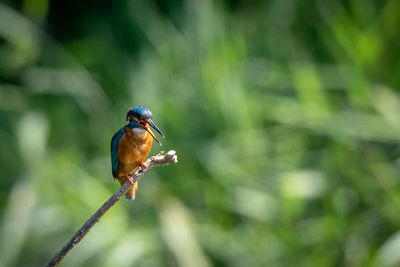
[{"left": 1, "top": 0, "right": 400, "bottom": 266}]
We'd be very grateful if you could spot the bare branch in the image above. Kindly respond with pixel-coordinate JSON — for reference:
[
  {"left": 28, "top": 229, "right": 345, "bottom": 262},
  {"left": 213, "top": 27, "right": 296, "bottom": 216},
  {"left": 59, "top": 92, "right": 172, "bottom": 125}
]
[{"left": 45, "top": 150, "right": 178, "bottom": 267}]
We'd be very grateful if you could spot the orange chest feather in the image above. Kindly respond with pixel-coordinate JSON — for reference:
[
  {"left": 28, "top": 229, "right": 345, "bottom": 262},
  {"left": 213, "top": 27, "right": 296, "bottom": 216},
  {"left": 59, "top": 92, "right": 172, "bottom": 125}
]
[{"left": 117, "top": 128, "right": 153, "bottom": 166}]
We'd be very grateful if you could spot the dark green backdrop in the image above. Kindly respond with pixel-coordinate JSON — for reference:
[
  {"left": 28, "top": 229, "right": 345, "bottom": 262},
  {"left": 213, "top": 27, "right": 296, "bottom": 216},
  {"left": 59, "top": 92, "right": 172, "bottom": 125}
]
[{"left": 1, "top": 0, "right": 400, "bottom": 266}]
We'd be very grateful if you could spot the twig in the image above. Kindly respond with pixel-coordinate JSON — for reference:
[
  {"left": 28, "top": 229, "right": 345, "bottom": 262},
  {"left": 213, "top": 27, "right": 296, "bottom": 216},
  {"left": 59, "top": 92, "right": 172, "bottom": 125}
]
[{"left": 45, "top": 150, "right": 178, "bottom": 267}]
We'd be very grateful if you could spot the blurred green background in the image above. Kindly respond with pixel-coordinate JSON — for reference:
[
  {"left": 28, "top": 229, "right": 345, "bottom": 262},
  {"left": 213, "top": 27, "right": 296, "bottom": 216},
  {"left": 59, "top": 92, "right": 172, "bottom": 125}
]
[{"left": 1, "top": 0, "right": 400, "bottom": 266}]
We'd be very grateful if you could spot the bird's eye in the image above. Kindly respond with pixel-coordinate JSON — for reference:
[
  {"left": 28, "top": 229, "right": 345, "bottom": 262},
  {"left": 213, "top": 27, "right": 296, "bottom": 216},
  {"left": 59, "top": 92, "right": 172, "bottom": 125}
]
[{"left": 138, "top": 120, "right": 147, "bottom": 127}]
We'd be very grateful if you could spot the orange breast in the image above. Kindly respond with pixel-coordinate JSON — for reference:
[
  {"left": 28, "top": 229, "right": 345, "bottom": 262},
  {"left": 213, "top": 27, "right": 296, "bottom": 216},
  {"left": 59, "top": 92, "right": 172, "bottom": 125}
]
[{"left": 117, "top": 127, "right": 153, "bottom": 177}]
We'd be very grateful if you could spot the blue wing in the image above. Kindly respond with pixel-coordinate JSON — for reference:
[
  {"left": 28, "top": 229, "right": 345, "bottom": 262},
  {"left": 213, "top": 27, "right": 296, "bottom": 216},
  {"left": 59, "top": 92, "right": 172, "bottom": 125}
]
[{"left": 111, "top": 126, "right": 126, "bottom": 178}]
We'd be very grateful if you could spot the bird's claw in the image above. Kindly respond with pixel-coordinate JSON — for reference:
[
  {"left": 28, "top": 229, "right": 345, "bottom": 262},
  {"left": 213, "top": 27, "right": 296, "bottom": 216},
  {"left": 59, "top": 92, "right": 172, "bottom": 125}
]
[{"left": 125, "top": 173, "right": 134, "bottom": 185}]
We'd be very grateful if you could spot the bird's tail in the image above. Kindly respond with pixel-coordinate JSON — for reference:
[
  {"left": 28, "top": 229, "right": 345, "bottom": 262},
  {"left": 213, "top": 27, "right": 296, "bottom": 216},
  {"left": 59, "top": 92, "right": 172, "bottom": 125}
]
[{"left": 125, "top": 182, "right": 138, "bottom": 200}]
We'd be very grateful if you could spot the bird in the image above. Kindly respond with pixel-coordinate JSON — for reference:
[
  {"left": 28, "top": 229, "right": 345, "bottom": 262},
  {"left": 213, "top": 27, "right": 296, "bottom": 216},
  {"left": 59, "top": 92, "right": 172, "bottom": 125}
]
[{"left": 111, "top": 107, "right": 165, "bottom": 200}]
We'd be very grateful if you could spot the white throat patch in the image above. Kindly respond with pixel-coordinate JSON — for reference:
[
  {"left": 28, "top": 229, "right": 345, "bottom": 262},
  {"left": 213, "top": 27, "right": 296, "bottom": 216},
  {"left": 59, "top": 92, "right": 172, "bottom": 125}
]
[{"left": 132, "top": 127, "right": 146, "bottom": 137}]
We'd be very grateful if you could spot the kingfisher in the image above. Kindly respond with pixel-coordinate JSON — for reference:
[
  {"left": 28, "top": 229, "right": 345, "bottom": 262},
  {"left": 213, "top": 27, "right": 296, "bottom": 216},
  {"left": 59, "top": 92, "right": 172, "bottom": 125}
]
[{"left": 111, "top": 107, "right": 165, "bottom": 199}]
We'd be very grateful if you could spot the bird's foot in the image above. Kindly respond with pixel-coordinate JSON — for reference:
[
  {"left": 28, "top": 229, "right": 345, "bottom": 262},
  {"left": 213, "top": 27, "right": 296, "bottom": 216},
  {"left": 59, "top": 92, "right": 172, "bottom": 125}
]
[{"left": 125, "top": 173, "right": 134, "bottom": 185}]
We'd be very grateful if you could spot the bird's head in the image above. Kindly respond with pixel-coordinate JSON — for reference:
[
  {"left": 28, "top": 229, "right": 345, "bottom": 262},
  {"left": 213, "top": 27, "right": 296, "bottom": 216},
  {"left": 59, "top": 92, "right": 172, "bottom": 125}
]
[{"left": 126, "top": 106, "right": 165, "bottom": 145}]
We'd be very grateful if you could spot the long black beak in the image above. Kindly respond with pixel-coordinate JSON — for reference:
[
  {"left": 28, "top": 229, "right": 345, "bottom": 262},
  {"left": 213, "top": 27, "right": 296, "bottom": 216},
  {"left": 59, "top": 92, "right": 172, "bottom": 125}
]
[
  {"left": 148, "top": 119, "right": 165, "bottom": 138},
  {"left": 142, "top": 119, "right": 165, "bottom": 146}
]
